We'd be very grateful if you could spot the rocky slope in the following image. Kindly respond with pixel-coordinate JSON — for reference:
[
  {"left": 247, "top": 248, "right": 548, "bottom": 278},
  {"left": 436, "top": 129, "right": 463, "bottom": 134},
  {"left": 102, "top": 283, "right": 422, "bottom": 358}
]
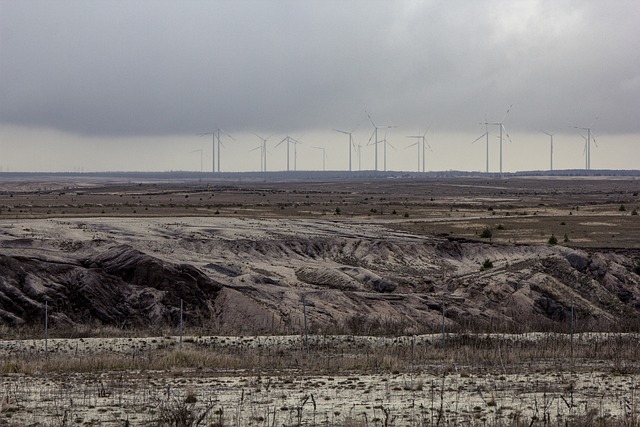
[{"left": 1, "top": 217, "right": 639, "bottom": 333}]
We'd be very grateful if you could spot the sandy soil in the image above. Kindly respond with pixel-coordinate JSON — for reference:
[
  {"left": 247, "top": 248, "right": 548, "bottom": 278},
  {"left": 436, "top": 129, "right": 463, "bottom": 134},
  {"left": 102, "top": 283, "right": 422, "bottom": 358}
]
[{"left": 1, "top": 334, "right": 639, "bottom": 426}]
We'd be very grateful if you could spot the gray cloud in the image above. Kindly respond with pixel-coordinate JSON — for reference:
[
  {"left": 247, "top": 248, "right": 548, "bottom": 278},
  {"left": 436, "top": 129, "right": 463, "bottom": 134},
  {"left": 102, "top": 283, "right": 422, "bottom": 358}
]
[{"left": 1, "top": 0, "right": 638, "bottom": 137}]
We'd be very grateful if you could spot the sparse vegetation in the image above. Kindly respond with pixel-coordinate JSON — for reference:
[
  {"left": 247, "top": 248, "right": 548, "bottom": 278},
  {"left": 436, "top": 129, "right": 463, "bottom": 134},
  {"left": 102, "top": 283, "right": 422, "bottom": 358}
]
[
  {"left": 4, "top": 177, "right": 640, "bottom": 424},
  {"left": 619, "top": 204, "right": 626, "bottom": 211},
  {"left": 480, "top": 228, "right": 492, "bottom": 239},
  {"left": 481, "top": 259, "right": 493, "bottom": 270},
  {"left": 548, "top": 234, "right": 558, "bottom": 245}
]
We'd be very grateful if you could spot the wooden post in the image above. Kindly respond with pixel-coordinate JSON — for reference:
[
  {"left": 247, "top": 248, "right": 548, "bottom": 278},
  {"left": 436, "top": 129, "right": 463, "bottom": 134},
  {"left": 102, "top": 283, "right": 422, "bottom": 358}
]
[
  {"left": 570, "top": 297, "right": 574, "bottom": 366},
  {"left": 45, "top": 300, "right": 48, "bottom": 354},
  {"left": 441, "top": 296, "right": 445, "bottom": 347},
  {"left": 179, "top": 299, "right": 183, "bottom": 351},
  {"left": 303, "top": 299, "right": 309, "bottom": 354}
]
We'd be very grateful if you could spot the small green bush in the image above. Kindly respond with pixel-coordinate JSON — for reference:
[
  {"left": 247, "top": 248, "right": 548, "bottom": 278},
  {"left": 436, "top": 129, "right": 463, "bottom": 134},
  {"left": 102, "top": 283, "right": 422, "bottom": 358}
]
[
  {"left": 481, "top": 259, "right": 493, "bottom": 270},
  {"left": 480, "top": 228, "right": 492, "bottom": 239},
  {"left": 496, "top": 224, "right": 505, "bottom": 230},
  {"left": 619, "top": 204, "right": 626, "bottom": 212},
  {"left": 548, "top": 234, "right": 558, "bottom": 245},
  {"left": 632, "top": 208, "right": 638, "bottom": 216}
]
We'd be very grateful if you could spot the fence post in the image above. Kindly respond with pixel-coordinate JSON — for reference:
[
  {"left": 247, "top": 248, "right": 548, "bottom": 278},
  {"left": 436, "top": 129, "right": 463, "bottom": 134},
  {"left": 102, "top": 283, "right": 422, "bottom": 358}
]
[
  {"left": 179, "top": 299, "right": 183, "bottom": 351},
  {"left": 303, "top": 299, "right": 309, "bottom": 354},
  {"left": 45, "top": 300, "right": 49, "bottom": 354},
  {"left": 441, "top": 296, "right": 445, "bottom": 347}
]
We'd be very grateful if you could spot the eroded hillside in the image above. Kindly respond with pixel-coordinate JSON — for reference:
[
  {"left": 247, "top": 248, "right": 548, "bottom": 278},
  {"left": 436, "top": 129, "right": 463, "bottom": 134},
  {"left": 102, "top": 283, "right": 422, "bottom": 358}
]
[{"left": 1, "top": 216, "right": 639, "bottom": 333}]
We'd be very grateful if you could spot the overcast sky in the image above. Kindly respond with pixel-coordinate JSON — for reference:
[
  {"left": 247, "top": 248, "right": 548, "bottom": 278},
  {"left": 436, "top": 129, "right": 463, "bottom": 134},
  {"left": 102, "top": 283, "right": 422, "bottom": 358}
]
[{"left": 1, "top": 0, "right": 638, "bottom": 173}]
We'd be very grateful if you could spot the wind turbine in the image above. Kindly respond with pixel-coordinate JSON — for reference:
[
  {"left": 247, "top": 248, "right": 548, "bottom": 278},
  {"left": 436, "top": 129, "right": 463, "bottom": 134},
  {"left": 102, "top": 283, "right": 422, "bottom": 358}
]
[
  {"left": 333, "top": 129, "right": 357, "bottom": 172},
  {"left": 312, "top": 146, "right": 327, "bottom": 171},
  {"left": 472, "top": 116, "right": 490, "bottom": 173},
  {"left": 366, "top": 111, "right": 396, "bottom": 171},
  {"left": 248, "top": 145, "right": 264, "bottom": 172},
  {"left": 380, "top": 130, "right": 396, "bottom": 171},
  {"left": 253, "top": 134, "right": 271, "bottom": 172},
  {"left": 292, "top": 138, "right": 301, "bottom": 171},
  {"left": 213, "top": 129, "right": 235, "bottom": 172},
  {"left": 482, "top": 105, "right": 513, "bottom": 174},
  {"left": 407, "top": 127, "right": 432, "bottom": 172},
  {"left": 197, "top": 132, "right": 216, "bottom": 172},
  {"left": 275, "top": 135, "right": 299, "bottom": 172},
  {"left": 572, "top": 117, "right": 598, "bottom": 170},
  {"left": 191, "top": 148, "right": 203, "bottom": 173},
  {"left": 542, "top": 131, "right": 554, "bottom": 171}
]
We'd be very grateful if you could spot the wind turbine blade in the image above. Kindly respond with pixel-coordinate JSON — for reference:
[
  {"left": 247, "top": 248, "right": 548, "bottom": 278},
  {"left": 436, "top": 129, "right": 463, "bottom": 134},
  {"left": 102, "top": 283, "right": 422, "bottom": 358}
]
[
  {"left": 471, "top": 133, "right": 487, "bottom": 144},
  {"left": 365, "top": 111, "right": 376, "bottom": 127},
  {"left": 583, "top": 141, "right": 587, "bottom": 155},
  {"left": 406, "top": 142, "right": 419, "bottom": 148},
  {"left": 274, "top": 137, "right": 287, "bottom": 148},
  {"left": 332, "top": 129, "right": 349, "bottom": 135},
  {"left": 221, "top": 130, "right": 236, "bottom": 141},
  {"left": 501, "top": 104, "right": 513, "bottom": 122},
  {"left": 593, "top": 136, "right": 599, "bottom": 148},
  {"left": 253, "top": 132, "right": 264, "bottom": 140},
  {"left": 406, "top": 135, "right": 422, "bottom": 139},
  {"left": 388, "top": 141, "right": 397, "bottom": 151},
  {"left": 423, "top": 125, "right": 431, "bottom": 137},
  {"left": 367, "top": 130, "right": 376, "bottom": 145},
  {"left": 426, "top": 141, "right": 433, "bottom": 151},
  {"left": 249, "top": 146, "right": 261, "bottom": 153},
  {"left": 503, "top": 125, "right": 513, "bottom": 143}
]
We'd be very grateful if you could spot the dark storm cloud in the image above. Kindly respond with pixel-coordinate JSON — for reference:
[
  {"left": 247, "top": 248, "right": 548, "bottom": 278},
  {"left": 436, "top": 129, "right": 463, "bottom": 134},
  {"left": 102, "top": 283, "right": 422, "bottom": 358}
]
[{"left": 1, "top": 0, "right": 638, "bottom": 136}]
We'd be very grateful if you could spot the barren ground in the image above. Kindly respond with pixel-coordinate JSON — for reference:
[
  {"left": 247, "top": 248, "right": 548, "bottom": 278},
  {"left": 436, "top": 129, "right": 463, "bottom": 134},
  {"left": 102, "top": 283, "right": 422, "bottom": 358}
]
[{"left": 1, "top": 175, "right": 640, "bottom": 426}]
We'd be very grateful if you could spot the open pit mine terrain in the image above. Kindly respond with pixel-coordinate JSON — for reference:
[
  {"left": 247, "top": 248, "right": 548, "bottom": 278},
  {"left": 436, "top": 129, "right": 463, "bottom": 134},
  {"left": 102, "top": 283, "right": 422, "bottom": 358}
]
[
  {"left": 1, "top": 175, "right": 639, "bottom": 333},
  {"left": 2, "top": 174, "right": 640, "bottom": 426}
]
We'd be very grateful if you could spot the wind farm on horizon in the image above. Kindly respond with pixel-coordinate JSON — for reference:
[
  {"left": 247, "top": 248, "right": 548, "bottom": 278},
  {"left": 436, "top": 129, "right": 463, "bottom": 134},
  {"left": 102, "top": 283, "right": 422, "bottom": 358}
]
[
  {"left": 0, "top": 107, "right": 616, "bottom": 175},
  {"left": 180, "top": 107, "right": 607, "bottom": 175}
]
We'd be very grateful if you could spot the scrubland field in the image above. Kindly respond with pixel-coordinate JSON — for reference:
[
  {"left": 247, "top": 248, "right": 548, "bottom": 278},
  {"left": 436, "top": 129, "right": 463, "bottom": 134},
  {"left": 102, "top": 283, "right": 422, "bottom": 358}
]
[{"left": 1, "top": 174, "right": 640, "bottom": 426}]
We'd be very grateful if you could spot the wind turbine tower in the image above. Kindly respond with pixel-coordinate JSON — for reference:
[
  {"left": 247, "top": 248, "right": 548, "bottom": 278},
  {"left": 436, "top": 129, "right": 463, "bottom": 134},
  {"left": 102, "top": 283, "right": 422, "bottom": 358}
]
[
  {"left": 253, "top": 134, "right": 271, "bottom": 172},
  {"left": 333, "top": 129, "right": 356, "bottom": 172},
  {"left": 380, "top": 131, "right": 396, "bottom": 172},
  {"left": 366, "top": 111, "right": 395, "bottom": 171},
  {"left": 313, "top": 146, "right": 328, "bottom": 171},
  {"left": 472, "top": 117, "right": 490, "bottom": 173},
  {"left": 572, "top": 119, "right": 597, "bottom": 170},
  {"left": 482, "top": 106, "right": 512, "bottom": 174},
  {"left": 215, "top": 129, "right": 235, "bottom": 172},
  {"left": 292, "top": 139, "right": 301, "bottom": 171},
  {"left": 543, "top": 131, "right": 554, "bottom": 171},
  {"left": 275, "top": 136, "right": 299, "bottom": 171},
  {"left": 407, "top": 127, "right": 432, "bottom": 172},
  {"left": 198, "top": 132, "right": 215, "bottom": 173},
  {"left": 191, "top": 149, "right": 204, "bottom": 173}
]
